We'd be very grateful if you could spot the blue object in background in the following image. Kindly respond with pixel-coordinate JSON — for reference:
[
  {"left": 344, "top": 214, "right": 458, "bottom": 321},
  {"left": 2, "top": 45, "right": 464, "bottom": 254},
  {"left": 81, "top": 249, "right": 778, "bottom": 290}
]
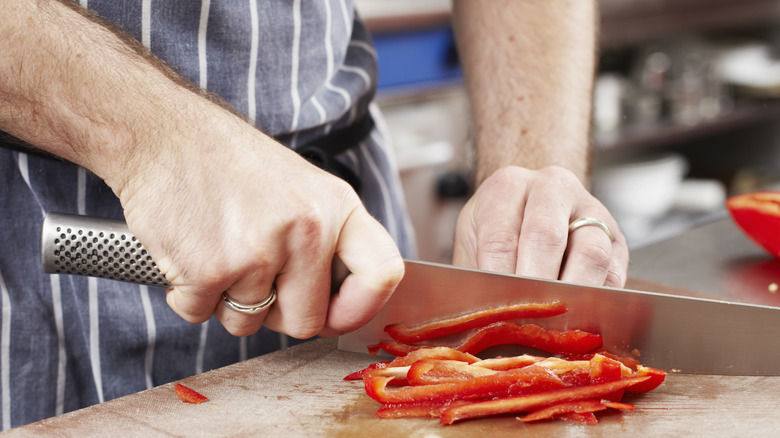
[{"left": 371, "top": 26, "right": 463, "bottom": 93}]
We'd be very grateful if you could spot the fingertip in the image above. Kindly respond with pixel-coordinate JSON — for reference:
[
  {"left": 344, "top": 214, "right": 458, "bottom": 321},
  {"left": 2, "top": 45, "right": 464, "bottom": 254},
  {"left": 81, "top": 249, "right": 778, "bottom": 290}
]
[{"left": 165, "top": 287, "right": 214, "bottom": 324}]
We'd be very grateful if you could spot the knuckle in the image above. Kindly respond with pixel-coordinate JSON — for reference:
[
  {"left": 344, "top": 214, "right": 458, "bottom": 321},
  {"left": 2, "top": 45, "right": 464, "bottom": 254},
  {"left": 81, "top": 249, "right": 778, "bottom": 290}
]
[
  {"left": 577, "top": 241, "right": 612, "bottom": 270},
  {"left": 480, "top": 230, "right": 520, "bottom": 257},
  {"left": 523, "top": 223, "right": 568, "bottom": 252}
]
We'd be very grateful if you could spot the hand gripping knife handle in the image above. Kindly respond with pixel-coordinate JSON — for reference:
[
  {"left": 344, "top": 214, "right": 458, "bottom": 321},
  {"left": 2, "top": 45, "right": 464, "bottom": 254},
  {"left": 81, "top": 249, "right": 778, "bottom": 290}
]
[{"left": 41, "top": 212, "right": 171, "bottom": 287}]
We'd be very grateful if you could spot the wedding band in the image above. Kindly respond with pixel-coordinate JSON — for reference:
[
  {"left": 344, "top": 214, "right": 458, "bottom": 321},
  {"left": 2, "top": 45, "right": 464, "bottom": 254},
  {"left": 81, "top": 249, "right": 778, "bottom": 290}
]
[
  {"left": 222, "top": 288, "right": 277, "bottom": 315},
  {"left": 568, "top": 217, "right": 614, "bottom": 241}
]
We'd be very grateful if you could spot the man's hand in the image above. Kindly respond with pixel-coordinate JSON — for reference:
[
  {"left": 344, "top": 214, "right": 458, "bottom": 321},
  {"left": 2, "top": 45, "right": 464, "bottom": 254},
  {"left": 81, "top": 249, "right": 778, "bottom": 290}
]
[
  {"left": 452, "top": 166, "right": 629, "bottom": 288},
  {"left": 118, "top": 118, "right": 405, "bottom": 338},
  {"left": 1, "top": 0, "right": 404, "bottom": 339}
]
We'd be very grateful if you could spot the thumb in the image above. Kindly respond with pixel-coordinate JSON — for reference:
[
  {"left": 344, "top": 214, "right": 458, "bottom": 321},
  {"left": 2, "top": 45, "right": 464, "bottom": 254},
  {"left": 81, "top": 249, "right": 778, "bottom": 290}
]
[{"left": 326, "top": 208, "right": 404, "bottom": 333}]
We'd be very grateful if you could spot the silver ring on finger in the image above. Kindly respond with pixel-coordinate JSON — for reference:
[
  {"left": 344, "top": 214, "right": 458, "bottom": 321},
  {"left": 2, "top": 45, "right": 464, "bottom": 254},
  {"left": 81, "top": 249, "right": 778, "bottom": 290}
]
[
  {"left": 568, "top": 217, "right": 614, "bottom": 242},
  {"left": 222, "top": 287, "right": 277, "bottom": 315}
]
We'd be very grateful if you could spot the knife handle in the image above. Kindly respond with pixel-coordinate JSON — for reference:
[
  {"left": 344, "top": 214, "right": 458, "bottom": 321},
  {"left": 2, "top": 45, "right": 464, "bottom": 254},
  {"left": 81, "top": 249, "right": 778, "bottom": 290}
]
[{"left": 41, "top": 212, "right": 171, "bottom": 287}]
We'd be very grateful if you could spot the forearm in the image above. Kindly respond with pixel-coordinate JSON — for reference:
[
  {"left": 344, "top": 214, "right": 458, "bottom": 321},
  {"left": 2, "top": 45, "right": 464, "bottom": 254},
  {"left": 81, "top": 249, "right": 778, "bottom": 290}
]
[
  {"left": 452, "top": 0, "right": 597, "bottom": 185},
  {"left": 0, "top": 0, "right": 240, "bottom": 192}
]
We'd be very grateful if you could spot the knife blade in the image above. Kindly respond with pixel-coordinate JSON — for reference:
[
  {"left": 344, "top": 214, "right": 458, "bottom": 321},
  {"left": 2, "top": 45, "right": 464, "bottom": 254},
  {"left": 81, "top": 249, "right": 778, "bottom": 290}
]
[
  {"left": 338, "top": 259, "right": 780, "bottom": 376},
  {"left": 41, "top": 213, "right": 780, "bottom": 375}
]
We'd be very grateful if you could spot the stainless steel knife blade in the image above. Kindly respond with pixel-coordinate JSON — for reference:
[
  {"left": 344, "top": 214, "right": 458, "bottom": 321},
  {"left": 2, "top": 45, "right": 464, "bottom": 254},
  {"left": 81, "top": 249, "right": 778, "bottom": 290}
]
[
  {"left": 41, "top": 213, "right": 780, "bottom": 375},
  {"left": 338, "top": 259, "right": 780, "bottom": 376}
]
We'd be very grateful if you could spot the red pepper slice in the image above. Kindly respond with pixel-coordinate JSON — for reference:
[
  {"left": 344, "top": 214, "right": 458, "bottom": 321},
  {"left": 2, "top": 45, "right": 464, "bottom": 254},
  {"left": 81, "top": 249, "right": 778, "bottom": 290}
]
[
  {"left": 174, "top": 383, "right": 208, "bottom": 404},
  {"left": 557, "top": 411, "right": 599, "bottom": 425},
  {"left": 384, "top": 301, "right": 568, "bottom": 344},
  {"left": 343, "top": 361, "right": 390, "bottom": 381},
  {"left": 407, "top": 359, "right": 497, "bottom": 385},
  {"left": 369, "top": 340, "right": 422, "bottom": 357},
  {"left": 372, "top": 322, "right": 602, "bottom": 357},
  {"left": 624, "top": 365, "right": 667, "bottom": 393},
  {"left": 520, "top": 398, "right": 608, "bottom": 423},
  {"left": 364, "top": 365, "right": 564, "bottom": 405},
  {"left": 727, "top": 191, "right": 780, "bottom": 257},
  {"left": 472, "top": 354, "right": 546, "bottom": 371},
  {"left": 454, "top": 321, "right": 603, "bottom": 355},
  {"left": 386, "top": 347, "right": 479, "bottom": 367},
  {"left": 375, "top": 400, "right": 471, "bottom": 419},
  {"left": 588, "top": 354, "right": 628, "bottom": 383},
  {"left": 439, "top": 376, "right": 649, "bottom": 424}
]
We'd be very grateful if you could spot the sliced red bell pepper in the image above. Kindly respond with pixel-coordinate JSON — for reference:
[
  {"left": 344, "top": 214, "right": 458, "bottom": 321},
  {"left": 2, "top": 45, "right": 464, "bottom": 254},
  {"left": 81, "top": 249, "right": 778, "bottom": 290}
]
[
  {"left": 520, "top": 398, "right": 635, "bottom": 423},
  {"left": 472, "top": 354, "right": 545, "bottom": 371},
  {"left": 375, "top": 400, "right": 471, "bottom": 419},
  {"left": 343, "top": 361, "right": 390, "bottom": 381},
  {"left": 453, "top": 321, "right": 603, "bottom": 355},
  {"left": 363, "top": 366, "right": 410, "bottom": 386},
  {"left": 557, "top": 411, "right": 599, "bottom": 425},
  {"left": 439, "top": 376, "right": 649, "bottom": 424},
  {"left": 588, "top": 353, "right": 629, "bottom": 383},
  {"left": 624, "top": 365, "right": 667, "bottom": 393},
  {"left": 601, "top": 400, "right": 635, "bottom": 411},
  {"left": 372, "top": 322, "right": 602, "bottom": 357},
  {"left": 384, "top": 301, "right": 568, "bottom": 343},
  {"left": 386, "top": 346, "right": 479, "bottom": 367},
  {"left": 727, "top": 191, "right": 780, "bottom": 257},
  {"left": 407, "top": 359, "right": 497, "bottom": 385},
  {"left": 520, "top": 398, "right": 607, "bottom": 423},
  {"left": 566, "top": 350, "right": 642, "bottom": 371},
  {"left": 364, "top": 365, "right": 564, "bottom": 405},
  {"left": 174, "top": 383, "right": 208, "bottom": 404},
  {"left": 369, "top": 340, "right": 422, "bottom": 357}
]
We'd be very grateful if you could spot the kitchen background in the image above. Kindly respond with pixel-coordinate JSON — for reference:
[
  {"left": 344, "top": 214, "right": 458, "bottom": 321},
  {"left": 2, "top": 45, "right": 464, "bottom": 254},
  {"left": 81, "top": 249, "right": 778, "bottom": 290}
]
[{"left": 356, "top": 0, "right": 780, "bottom": 263}]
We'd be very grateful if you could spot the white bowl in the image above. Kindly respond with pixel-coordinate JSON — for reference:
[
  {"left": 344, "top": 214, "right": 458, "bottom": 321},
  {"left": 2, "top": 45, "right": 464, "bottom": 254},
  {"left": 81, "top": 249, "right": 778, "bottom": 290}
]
[{"left": 592, "top": 153, "right": 688, "bottom": 236}]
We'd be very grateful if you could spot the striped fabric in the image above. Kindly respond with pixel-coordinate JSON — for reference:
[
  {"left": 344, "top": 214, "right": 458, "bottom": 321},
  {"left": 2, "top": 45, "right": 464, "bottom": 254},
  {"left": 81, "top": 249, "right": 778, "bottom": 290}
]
[{"left": 0, "top": 0, "right": 415, "bottom": 429}]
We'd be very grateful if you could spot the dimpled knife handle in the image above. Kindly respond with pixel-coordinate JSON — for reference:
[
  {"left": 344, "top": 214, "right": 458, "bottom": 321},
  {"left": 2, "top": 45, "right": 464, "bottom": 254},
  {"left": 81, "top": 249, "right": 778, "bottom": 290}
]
[{"left": 41, "top": 212, "right": 171, "bottom": 287}]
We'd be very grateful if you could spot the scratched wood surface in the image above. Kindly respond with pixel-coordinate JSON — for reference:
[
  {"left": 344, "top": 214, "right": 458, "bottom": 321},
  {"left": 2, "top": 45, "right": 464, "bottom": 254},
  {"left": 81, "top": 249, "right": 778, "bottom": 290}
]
[{"left": 5, "top": 276, "right": 780, "bottom": 438}]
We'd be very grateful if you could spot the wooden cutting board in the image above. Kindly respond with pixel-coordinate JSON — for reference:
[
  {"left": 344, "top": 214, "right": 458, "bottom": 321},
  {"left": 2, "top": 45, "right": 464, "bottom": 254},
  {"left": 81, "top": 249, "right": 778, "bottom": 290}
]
[{"left": 5, "top": 279, "right": 780, "bottom": 437}]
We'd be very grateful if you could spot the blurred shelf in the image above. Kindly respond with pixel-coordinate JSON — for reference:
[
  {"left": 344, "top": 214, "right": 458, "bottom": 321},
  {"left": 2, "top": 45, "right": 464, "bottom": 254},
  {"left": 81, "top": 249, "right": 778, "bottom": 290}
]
[
  {"left": 594, "top": 98, "right": 780, "bottom": 153},
  {"left": 600, "top": 0, "right": 780, "bottom": 49}
]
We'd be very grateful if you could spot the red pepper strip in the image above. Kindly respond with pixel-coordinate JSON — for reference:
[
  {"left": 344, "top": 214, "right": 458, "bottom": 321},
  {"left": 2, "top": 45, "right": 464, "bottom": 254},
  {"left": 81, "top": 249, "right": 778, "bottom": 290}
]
[
  {"left": 364, "top": 366, "right": 410, "bottom": 386},
  {"left": 566, "top": 350, "right": 642, "bottom": 371},
  {"left": 472, "top": 354, "right": 545, "bottom": 371},
  {"left": 375, "top": 400, "right": 471, "bottom": 419},
  {"left": 439, "top": 376, "right": 648, "bottom": 424},
  {"left": 601, "top": 400, "right": 635, "bottom": 411},
  {"left": 625, "top": 365, "right": 667, "bottom": 393},
  {"left": 174, "top": 383, "right": 208, "bottom": 404},
  {"left": 520, "top": 399, "right": 608, "bottom": 423},
  {"left": 364, "top": 365, "right": 564, "bottom": 405},
  {"left": 369, "top": 340, "right": 422, "bottom": 357},
  {"left": 384, "top": 301, "right": 568, "bottom": 343},
  {"left": 557, "top": 412, "right": 599, "bottom": 425},
  {"left": 343, "top": 361, "right": 390, "bottom": 381},
  {"left": 407, "top": 359, "right": 497, "bottom": 385},
  {"left": 387, "top": 347, "right": 479, "bottom": 367},
  {"left": 589, "top": 354, "right": 630, "bottom": 382},
  {"left": 454, "top": 321, "right": 603, "bottom": 355}
]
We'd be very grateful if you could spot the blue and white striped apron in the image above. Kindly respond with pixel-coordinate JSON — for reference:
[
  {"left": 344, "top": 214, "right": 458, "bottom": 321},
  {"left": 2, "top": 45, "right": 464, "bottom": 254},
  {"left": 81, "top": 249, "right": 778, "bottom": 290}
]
[{"left": 0, "top": 0, "right": 415, "bottom": 429}]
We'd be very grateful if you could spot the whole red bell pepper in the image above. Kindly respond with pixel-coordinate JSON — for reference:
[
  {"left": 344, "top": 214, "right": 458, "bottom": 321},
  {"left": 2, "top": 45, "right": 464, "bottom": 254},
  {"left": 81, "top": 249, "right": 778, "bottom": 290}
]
[
  {"left": 727, "top": 191, "right": 780, "bottom": 257},
  {"left": 384, "top": 301, "right": 568, "bottom": 343}
]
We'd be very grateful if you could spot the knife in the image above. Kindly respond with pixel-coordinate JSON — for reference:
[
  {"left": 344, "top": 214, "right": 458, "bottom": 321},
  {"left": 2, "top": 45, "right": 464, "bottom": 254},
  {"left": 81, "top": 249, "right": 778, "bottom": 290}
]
[{"left": 41, "top": 212, "right": 780, "bottom": 375}]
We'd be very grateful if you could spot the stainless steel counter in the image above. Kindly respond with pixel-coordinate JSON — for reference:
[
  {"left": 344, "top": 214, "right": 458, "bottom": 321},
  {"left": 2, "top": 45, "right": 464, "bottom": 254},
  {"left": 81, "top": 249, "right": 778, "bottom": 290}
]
[{"left": 628, "top": 214, "right": 780, "bottom": 308}]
